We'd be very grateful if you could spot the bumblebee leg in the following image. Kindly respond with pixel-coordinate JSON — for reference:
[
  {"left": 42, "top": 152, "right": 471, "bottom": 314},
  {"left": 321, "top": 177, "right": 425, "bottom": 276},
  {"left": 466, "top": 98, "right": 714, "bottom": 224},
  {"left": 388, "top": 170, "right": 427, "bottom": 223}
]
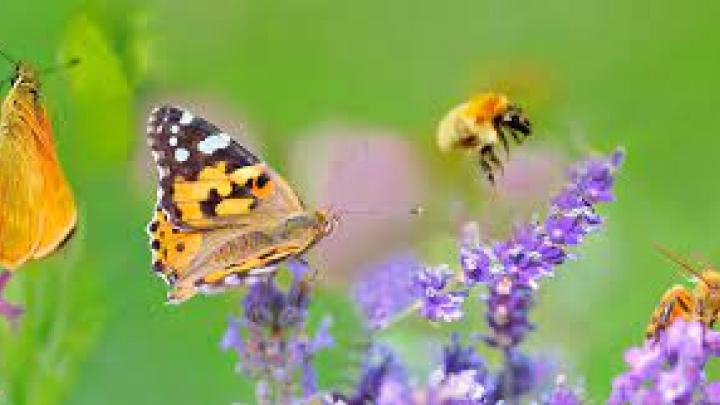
[
  {"left": 509, "top": 129, "right": 523, "bottom": 144},
  {"left": 483, "top": 145, "right": 504, "bottom": 175},
  {"left": 646, "top": 285, "right": 694, "bottom": 339},
  {"left": 496, "top": 125, "right": 510, "bottom": 158},
  {"left": 477, "top": 150, "right": 495, "bottom": 184}
]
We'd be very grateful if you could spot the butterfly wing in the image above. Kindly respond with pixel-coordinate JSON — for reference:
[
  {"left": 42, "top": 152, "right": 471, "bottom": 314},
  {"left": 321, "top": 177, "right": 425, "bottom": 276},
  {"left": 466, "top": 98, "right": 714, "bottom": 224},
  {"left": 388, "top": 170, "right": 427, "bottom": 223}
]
[
  {"left": 0, "top": 111, "right": 43, "bottom": 270},
  {"left": 29, "top": 104, "right": 77, "bottom": 259},
  {"left": 146, "top": 206, "right": 204, "bottom": 286},
  {"left": 147, "top": 106, "right": 304, "bottom": 230},
  {"left": 0, "top": 84, "right": 76, "bottom": 270},
  {"left": 146, "top": 106, "right": 319, "bottom": 303},
  {"left": 147, "top": 206, "right": 298, "bottom": 303}
]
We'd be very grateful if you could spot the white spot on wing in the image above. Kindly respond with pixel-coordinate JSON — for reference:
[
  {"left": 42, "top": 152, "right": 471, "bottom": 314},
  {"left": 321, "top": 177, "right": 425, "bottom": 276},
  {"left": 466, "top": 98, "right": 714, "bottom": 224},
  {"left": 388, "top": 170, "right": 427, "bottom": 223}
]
[
  {"left": 197, "top": 133, "right": 231, "bottom": 154},
  {"left": 248, "top": 266, "right": 276, "bottom": 276},
  {"left": 174, "top": 148, "right": 189, "bottom": 162},
  {"left": 170, "top": 125, "right": 179, "bottom": 134},
  {"left": 223, "top": 274, "right": 243, "bottom": 286},
  {"left": 169, "top": 136, "right": 178, "bottom": 146},
  {"left": 179, "top": 110, "right": 194, "bottom": 125}
]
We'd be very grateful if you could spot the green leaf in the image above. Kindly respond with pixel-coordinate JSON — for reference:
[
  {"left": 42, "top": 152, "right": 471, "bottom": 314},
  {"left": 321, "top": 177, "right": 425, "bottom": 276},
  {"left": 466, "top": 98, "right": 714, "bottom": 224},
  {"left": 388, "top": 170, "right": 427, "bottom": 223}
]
[{"left": 59, "top": 14, "right": 135, "bottom": 172}]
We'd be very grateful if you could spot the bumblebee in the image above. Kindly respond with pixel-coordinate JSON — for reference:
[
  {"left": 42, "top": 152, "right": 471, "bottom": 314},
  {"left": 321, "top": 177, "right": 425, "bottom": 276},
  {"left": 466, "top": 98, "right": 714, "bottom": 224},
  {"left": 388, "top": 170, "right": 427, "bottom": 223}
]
[{"left": 437, "top": 92, "right": 532, "bottom": 184}]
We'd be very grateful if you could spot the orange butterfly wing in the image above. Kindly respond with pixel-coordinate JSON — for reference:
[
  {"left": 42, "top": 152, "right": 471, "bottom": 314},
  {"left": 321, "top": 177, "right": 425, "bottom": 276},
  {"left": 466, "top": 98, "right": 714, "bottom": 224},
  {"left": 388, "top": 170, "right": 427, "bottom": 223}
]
[
  {"left": 0, "top": 110, "right": 44, "bottom": 269},
  {"left": 30, "top": 105, "right": 77, "bottom": 259},
  {"left": 0, "top": 65, "right": 76, "bottom": 270}
]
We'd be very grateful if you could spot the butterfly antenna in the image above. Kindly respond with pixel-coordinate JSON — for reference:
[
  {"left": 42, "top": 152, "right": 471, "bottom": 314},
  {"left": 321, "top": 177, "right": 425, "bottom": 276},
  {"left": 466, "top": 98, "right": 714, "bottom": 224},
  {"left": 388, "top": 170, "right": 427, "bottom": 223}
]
[
  {"left": 336, "top": 208, "right": 382, "bottom": 216},
  {"left": 36, "top": 57, "right": 81, "bottom": 76},
  {"left": 0, "top": 47, "right": 16, "bottom": 66},
  {"left": 653, "top": 242, "right": 710, "bottom": 285}
]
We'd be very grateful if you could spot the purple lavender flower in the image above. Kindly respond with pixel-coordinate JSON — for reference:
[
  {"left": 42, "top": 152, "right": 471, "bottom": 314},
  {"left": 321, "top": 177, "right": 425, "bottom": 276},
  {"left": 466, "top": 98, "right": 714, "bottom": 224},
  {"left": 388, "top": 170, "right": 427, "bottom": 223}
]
[
  {"left": 328, "top": 345, "right": 413, "bottom": 405},
  {"left": 484, "top": 275, "right": 535, "bottom": 349},
  {"left": 542, "top": 377, "right": 584, "bottom": 405},
  {"left": 607, "top": 320, "right": 720, "bottom": 405},
  {"left": 483, "top": 148, "right": 622, "bottom": 286},
  {"left": 414, "top": 265, "right": 468, "bottom": 322},
  {"left": 460, "top": 223, "right": 492, "bottom": 284},
  {"left": 701, "top": 381, "right": 720, "bottom": 404},
  {"left": 221, "top": 262, "right": 332, "bottom": 403},
  {"left": 427, "top": 333, "right": 499, "bottom": 404},
  {"left": 331, "top": 149, "right": 624, "bottom": 405},
  {"left": 459, "top": 149, "right": 624, "bottom": 351},
  {"left": 0, "top": 271, "right": 22, "bottom": 322},
  {"left": 353, "top": 254, "right": 421, "bottom": 329}
]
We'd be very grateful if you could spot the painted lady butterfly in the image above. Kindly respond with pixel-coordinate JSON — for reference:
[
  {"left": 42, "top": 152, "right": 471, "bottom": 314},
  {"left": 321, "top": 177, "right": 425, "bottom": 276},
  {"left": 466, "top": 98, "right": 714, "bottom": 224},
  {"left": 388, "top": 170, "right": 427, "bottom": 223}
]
[{"left": 146, "top": 106, "right": 335, "bottom": 304}]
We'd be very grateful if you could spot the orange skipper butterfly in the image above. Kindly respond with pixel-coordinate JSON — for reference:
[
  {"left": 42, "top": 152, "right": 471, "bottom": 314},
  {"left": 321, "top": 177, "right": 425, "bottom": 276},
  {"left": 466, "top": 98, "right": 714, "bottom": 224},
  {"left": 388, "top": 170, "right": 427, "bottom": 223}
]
[{"left": 0, "top": 52, "right": 77, "bottom": 272}]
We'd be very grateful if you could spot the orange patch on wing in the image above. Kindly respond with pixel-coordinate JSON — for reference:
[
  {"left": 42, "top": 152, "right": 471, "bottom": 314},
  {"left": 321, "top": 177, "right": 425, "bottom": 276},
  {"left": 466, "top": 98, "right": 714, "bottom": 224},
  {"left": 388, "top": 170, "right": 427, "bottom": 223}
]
[
  {"left": 215, "top": 198, "right": 254, "bottom": 216},
  {"left": 251, "top": 178, "right": 274, "bottom": 199},
  {"left": 149, "top": 209, "right": 203, "bottom": 278},
  {"left": 175, "top": 202, "right": 206, "bottom": 223},
  {"left": 229, "top": 165, "right": 265, "bottom": 184}
]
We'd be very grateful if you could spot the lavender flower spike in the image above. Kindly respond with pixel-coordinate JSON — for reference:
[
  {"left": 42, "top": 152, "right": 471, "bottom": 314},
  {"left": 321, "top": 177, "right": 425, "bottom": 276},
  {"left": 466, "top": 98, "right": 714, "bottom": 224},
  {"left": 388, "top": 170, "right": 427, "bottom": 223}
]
[
  {"left": 221, "top": 261, "right": 333, "bottom": 404},
  {"left": 542, "top": 376, "right": 584, "bottom": 405},
  {"left": 460, "top": 149, "right": 624, "bottom": 350},
  {"left": 327, "top": 345, "right": 413, "bottom": 405},
  {"left": 607, "top": 320, "right": 720, "bottom": 405},
  {"left": 353, "top": 254, "right": 421, "bottom": 329},
  {"left": 414, "top": 264, "right": 468, "bottom": 323},
  {"left": 427, "top": 333, "right": 499, "bottom": 404}
]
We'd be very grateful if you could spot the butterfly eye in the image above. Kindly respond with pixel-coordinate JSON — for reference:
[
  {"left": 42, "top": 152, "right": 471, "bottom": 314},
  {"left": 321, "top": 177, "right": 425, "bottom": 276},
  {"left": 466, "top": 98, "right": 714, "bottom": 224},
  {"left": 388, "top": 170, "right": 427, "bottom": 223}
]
[{"left": 321, "top": 212, "right": 340, "bottom": 236}]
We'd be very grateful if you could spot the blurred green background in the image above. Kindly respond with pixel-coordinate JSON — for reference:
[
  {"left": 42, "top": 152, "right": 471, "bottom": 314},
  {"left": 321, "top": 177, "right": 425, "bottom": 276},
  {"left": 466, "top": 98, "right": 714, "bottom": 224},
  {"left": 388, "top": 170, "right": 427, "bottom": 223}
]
[{"left": 1, "top": 0, "right": 720, "bottom": 403}]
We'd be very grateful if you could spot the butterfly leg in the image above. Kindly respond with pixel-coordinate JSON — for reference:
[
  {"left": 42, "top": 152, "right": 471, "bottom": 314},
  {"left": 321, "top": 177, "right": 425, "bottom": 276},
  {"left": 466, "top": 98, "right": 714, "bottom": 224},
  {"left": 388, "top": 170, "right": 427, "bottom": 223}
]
[
  {"left": 289, "top": 256, "right": 319, "bottom": 282},
  {"left": 166, "top": 282, "right": 198, "bottom": 305},
  {"left": 646, "top": 285, "right": 694, "bottom": 339}
]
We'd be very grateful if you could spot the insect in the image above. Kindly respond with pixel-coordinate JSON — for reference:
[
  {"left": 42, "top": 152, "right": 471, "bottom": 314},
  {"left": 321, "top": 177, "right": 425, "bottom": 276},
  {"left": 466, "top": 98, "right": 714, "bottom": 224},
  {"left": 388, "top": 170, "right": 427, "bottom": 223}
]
[
  {"left": 437, "top": 92, "right": 532, "bottom": 184},
  {"left": 645, "top": 244, "right": 720, "bottom": 339},
  {"left": 146, "top": 106, "right": 336, "bottom": 304},
  {"left": 0, "top": 55, "right": 77, "bottom": 271}
]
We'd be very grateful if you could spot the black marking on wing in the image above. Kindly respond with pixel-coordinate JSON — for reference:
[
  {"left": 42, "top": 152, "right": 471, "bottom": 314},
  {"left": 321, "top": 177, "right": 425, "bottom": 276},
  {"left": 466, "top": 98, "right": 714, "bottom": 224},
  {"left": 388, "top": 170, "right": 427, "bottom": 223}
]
[
  {"left": 146, "top": 105, "right": 261, "bottom": 224},
  {"left": 147, "top": 106, "right": 260, "bottom": 180}
]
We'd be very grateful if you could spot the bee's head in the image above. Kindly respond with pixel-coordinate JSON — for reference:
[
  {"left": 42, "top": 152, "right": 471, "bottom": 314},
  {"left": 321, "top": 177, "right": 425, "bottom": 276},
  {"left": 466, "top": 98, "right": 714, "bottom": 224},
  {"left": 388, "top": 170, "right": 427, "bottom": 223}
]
[
  {"left": 696, "top": 271, "right": 720, "bottom": 316},
  {"left": 502, "top": 104, "right": 532, "bottom": 135}
]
